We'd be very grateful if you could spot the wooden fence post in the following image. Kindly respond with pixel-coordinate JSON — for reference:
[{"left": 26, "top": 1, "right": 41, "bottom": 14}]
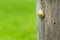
[{"left": 37, "top": 0, "right": 60, "bottom": 40}]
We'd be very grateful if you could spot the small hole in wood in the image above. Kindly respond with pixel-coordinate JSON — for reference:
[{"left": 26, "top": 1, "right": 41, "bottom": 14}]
[{"left": 54, "top": 22, "right": 56, "bottom": 24}]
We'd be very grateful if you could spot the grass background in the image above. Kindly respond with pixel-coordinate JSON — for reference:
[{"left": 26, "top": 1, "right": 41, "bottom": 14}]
[{"left": 0, "top": 0, "right": 36, "bottom": 40}]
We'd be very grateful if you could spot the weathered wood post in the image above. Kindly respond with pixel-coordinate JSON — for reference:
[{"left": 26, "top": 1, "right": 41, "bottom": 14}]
[{"left": 37, "top": 0, "right": 60, "bottom": 40}]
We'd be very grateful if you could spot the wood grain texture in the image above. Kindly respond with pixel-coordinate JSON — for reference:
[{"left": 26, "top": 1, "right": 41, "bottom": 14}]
[
  {"left": 44, "top": 0, "right": 52, "bottom": 40},
  {"left": 37, "top": 0, "right": 59, "bottom": 40},
  {"left": 57, "top": 0, "right": 60, "bottom": 40},
  {"left": 51, "top": 0, "right": 59, "bottom": 40},
  {"left": 37, "top": 0, "right": 42, "bottom": 40},
  {"left": 37, "top": 0, "right": 45, "bottom": 40},
  {"left": 45, "top": 0, "right": 59, "bottom": 40}
]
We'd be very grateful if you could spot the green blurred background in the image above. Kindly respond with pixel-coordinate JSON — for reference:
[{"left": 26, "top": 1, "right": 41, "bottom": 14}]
[{"left": 0, "top": 0, "right": 36, "bottom": 40}]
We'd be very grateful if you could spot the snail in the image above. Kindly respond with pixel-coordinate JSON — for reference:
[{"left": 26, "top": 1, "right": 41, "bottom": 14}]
[{"left": 38, "top": 10, "right": 44, "bottom": 18}]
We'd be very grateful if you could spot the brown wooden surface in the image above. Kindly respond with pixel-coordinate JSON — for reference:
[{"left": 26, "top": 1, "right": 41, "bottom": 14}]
[
  {"left": 57, "top": 0, "right": 60, "bottom": 40},
  {"left": 37, "top": 0, "right": 59, "bottom": 40}
]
